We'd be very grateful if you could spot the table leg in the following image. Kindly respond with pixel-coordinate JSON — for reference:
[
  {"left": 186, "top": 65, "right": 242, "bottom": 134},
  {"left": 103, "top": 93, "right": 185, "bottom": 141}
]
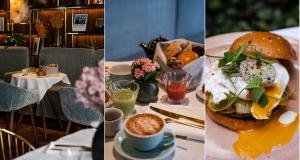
[
  {"left": 66, "top": 121, "right": 72, "bottom": 135},
  {"left": 47, "top": 92, "right": 64, "bottom": 129},
  {"left": 40, "top": 100, "right": 47, "bottom": 140},
  {"left": 9, "top": 111, "right": 14, "bottom": 131}
]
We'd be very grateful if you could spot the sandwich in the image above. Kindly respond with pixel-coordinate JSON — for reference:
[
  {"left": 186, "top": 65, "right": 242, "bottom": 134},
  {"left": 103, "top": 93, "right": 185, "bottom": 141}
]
[{"left": 206, "top": 32, "right": 296, "bottom": 131}]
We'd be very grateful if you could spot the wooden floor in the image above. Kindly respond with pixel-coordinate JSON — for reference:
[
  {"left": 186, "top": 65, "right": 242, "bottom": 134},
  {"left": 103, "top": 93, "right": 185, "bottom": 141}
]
[{"left": 0, "top": 112, "right": 85, "bottom": 148}]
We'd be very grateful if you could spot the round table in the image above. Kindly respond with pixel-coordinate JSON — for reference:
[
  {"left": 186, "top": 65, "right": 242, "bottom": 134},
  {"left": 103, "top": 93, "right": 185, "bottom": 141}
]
[{"left": 11, "top": 72, "right": 71, "bottom": 103}]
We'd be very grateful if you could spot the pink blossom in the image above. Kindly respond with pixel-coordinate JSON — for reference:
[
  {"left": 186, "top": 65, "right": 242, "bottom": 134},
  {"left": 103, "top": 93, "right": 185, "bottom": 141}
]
[
  {"left": 134, "top": 68, "right": 145, "bottom": 79},
  {"left": 75, "top": 60, "right": 104, "bottom": 112}
]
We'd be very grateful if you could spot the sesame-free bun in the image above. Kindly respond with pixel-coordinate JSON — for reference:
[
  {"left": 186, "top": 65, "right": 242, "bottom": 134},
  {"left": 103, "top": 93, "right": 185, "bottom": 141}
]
[
  {"left": 206, "top": 106, "right": 269, "bottom": 131},
  {"left": 230, "top": 32, "right": 296, "bottom": 60}
]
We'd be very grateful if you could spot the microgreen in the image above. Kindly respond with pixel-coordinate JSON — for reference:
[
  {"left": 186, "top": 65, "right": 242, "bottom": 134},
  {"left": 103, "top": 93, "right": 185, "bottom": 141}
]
[
  {"left": 245, "top": 76, "right": 268, "bottom": 107},
  {"left": 218, "top": 41, "right": 250, "bottom": 74}
]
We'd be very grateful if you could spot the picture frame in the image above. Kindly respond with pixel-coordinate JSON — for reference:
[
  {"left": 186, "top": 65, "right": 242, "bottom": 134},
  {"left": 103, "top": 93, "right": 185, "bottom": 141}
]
[
  {"left": 33, "top": 37, "right": 40, "bottom": 55},
  {"left": 0, "top": 17, "right": 4, "bottom": 32},
  {"left": 72, "top": 14, "right": 88, "bottom": 32}
]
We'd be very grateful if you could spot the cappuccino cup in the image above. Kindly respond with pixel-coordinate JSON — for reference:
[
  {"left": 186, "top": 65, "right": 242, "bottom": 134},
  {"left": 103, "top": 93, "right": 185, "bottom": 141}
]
[{"left": 123, "top": 113, "right": 175, "bottom": 151}]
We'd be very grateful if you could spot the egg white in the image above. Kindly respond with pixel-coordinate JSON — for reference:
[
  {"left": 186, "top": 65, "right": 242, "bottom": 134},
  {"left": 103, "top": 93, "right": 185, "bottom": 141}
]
[{"left": 206, "top": 61, "right": 289, "bottom": 119}]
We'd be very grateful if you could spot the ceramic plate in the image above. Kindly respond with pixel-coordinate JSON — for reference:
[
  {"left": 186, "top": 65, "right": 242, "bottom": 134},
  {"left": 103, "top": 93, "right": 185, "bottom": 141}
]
[
  {"left": 113, "top": 130, "right": 175, "bottom": 160},
  {"left": 205, "top": 32, "right": 299, "bottom": 160}
]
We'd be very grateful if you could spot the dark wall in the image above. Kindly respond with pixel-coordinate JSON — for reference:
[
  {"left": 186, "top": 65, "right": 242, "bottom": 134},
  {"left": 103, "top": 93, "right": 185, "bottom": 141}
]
[
  {"left": 105, "top": 0, "right": 204, "bottom": 61},
  {"left": 0, "top": 0, "right": 9, "bottom": 11},
  {"left": 206, "top": 0, "right": 299, "bottom": 37}
]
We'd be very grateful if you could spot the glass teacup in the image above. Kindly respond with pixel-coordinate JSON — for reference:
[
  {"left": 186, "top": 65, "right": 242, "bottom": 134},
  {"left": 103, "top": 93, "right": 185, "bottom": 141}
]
[
  {"left": 110, "top": 80, "right": 139, "bottom": 116},
  {"left": 163, "top": 70, "right": 192, "bottom": 104}
]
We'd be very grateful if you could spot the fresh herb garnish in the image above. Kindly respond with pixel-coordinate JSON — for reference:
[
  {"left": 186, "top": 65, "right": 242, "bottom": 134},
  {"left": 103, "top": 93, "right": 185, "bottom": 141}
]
[
  {"left": 245, "top": 76, "right": 268, "bottom": 107},
  {"left": 218, "top": 42, "right": 250, "bottom": 74}
]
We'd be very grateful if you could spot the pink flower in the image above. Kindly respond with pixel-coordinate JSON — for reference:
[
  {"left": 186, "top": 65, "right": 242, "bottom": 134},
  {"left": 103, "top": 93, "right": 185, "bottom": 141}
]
[
  {"left": 134, "top": 68, "right": 145, "bottom": 79},
  {"left": 142, "top": 64, "right": 153, "bottom": 73},
  {"left": 75, "top": 60, "right": 104, "bottom": 112},
  {"left": 131, "top": 58, "right": 160, "bottom": 82}
]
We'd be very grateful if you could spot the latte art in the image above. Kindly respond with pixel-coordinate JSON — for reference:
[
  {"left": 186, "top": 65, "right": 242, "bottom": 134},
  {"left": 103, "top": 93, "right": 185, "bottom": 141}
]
[{"left": 126, "top": 114, "right": 164, "bottom": 136}]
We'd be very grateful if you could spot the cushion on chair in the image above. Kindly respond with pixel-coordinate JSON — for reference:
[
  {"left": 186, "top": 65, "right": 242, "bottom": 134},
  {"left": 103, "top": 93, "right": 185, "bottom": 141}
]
[{"left": 0, "top": 81, "right": 38, "bottom": 112}]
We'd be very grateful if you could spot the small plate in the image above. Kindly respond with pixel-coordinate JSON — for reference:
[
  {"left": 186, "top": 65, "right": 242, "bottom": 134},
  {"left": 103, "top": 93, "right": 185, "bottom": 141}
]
[{"left": 113, "top": 130, "right": 175, "bottom": 160}]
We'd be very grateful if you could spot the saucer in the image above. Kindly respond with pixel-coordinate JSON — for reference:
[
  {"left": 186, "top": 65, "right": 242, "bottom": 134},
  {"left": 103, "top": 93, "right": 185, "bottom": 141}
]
[{"left": 113, "top": 130, "right": 175, "bottom": 160}]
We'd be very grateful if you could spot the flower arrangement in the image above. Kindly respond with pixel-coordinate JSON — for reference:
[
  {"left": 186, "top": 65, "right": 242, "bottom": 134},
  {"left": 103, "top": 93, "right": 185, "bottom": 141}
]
[
  {"left": 75, "top": 60, "right": 105, "bottom": 113},
  {"left": 49, "top": 10, "right": 64, "bottom": 29},
  {"left": 35, "top": 20, "right": 47, "bottom": 40},
  {"left": 131, "top": 58, "right": 160, "bottom": 83}
]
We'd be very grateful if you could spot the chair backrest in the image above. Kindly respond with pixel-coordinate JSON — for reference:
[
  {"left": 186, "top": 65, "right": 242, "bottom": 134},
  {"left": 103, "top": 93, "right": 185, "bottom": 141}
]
[
  {"left": 39, "top": 48, "right": 103, "bottom": 85},
  {"left": 0, "top": 128, "right": 35, "bottom": 160},
  {"left": 59, "top": 87, "right": 102, "bottom": 126},
  {"left": 0, "top": 47, "right": 29, "bottom": 79},
  {"left": 0, "top": 82, "right": 38, "bottom": 111}
]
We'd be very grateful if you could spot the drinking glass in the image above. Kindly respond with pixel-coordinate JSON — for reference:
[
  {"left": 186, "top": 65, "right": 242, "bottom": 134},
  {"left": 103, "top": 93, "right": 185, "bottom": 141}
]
[
  {"left": 163, "top": 70, "right": 192, "bottom": 104},
  {"left": 110, "top": 80, "right": 139, "bottom": 116}
]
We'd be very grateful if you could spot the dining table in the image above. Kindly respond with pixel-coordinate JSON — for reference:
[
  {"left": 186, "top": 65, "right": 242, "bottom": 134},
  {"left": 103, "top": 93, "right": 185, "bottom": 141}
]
[
  {"left": 15, "top": 128, "right": 96, "bottom": 160},
  {"left": 10, "top": 71, "right": 71, "bottom": 138},
  {"left": 10, "top": 72, "right": 71, "bottom": 103},
  {"left": 105, "top": 61, "right": 205, "bottom": 160}
]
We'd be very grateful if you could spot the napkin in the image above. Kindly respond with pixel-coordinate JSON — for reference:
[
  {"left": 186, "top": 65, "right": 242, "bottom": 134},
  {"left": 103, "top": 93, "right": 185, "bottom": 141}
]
[{"left": 146, "top": 103, "right": 205, "bottom": 141}]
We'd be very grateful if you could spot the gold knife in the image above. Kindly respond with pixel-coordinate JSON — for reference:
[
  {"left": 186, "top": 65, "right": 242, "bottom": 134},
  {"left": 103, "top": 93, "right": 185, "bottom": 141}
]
[{"left": 150, "top": 106, "right": 205, "bottom": 125}]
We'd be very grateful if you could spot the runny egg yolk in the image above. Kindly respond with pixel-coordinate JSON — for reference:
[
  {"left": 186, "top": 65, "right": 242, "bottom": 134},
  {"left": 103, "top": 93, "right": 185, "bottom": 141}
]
[
  {"left": 251, "top": 84, "right": 282, "bottom": 119},
  {"left": 233, "top": 113, "right": 298, "bottom": 159}
]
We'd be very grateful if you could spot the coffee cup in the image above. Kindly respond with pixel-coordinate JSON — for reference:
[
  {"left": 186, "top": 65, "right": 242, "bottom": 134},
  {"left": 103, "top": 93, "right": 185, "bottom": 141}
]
[
  {"left": 123, "top": 113, "right": 175, "bottom": 151},
  {"left": 105, "top": 108, "right": 123, "bottom": 137}
]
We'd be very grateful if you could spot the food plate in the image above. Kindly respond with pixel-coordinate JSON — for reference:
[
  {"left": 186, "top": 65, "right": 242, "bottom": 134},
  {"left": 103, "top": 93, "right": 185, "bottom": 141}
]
[
  {"left": 205, "top": 32, "right": 299, "bottom": 160},
  {"left": 113, "top": 130, "right": 175, "bottom": 160}
]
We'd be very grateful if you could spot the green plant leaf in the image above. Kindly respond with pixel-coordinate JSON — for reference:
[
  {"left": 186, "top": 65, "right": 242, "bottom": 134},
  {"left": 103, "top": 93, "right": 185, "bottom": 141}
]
[
  {"left": 250, "top": 87, "right": 265, "bottom": 102},
  {"left": 258, "top": 94, "right": 269, "bottom": 107},
  {"left": 246, "top": 76, "right": 263, "bottom": 89}
]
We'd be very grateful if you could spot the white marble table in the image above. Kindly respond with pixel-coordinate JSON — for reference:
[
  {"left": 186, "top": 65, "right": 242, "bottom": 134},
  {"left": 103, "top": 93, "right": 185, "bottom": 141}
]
[
  {"left": 15, "top": 129, "right": 96, "bottom": 160},
  {"left": 105, "top": 61, "right": 205, "bottom": 160}
]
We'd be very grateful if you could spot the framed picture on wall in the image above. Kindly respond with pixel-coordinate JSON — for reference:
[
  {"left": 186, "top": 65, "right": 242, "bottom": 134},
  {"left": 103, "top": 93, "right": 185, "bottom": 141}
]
[
  {"left": 33, "top": 37, "right": 40, "bottom": 55},
  {"left": 0, "top": 17, "right": 4, "bottom": 32},
  {"left": 72, "top": 14, "right": 88, "bottom": 32}
]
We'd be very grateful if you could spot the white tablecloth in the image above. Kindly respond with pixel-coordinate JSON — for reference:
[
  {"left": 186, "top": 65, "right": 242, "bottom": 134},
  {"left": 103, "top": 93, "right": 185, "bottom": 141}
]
[
  {"left": 10, "top": 73, "right": 71, "bottom": 103},
  {"left": 15, "top": 129, "right": 96, "bottom": 160},
  {"left": 105, "top": 61, "right": 205, "bottom": 160}
]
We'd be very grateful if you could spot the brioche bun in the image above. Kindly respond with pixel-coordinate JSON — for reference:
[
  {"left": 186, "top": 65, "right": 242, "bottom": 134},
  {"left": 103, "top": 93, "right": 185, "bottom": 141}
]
[
  {"left": 230, "top": 32, "right": 296, "bottom": 60},
  {"left": 206, "top": 106, "right": 270, "bottom": 131}
]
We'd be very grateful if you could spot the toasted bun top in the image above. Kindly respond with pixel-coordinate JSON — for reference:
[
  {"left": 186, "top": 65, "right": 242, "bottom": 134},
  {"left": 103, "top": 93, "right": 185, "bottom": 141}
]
[{"left": 230, "top": 32, "right": 296, "bottom": 60}]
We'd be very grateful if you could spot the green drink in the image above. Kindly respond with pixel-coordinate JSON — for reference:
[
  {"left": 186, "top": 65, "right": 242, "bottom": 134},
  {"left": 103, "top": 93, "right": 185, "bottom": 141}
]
[
  {"left": 112, "top": 89, "right": 136, "bottom": 116},
  {"left": 110, "top": 80, "right": 140, "bottom": 116}
]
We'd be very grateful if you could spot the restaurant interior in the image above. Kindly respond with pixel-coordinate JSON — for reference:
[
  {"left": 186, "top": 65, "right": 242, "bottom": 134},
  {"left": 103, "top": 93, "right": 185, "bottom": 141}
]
[{"left": 0, "top": 0, "right": 103, "bottom": 159}]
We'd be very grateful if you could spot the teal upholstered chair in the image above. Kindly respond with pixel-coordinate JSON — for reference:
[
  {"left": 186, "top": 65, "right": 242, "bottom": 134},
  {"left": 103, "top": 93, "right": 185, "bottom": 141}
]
[
  {"left": 37, "top": 48, "right": 103, "bottom": 130},
  {"left": 59, "top": 87, "right": 102, "bottom": 134},
  {"left": 0, "top": 81, "right": 38, "bottom": 141},
  {"left": 39, "top": 48, "right": 103, "bottom": 85},
  {"left": 0, "top": 47, "right": 29, "bottom": 81}
]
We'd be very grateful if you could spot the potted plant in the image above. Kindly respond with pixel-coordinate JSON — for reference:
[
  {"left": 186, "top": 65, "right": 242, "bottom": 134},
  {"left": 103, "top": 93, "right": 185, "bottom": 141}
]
[
  {"left": 35, "top": 19, "right": 47, "bottom": 48},
  {"left": 1, "top": 33, "right": 26, "bottom": 47},
  {"left": 131, "top": 58, "right": 160, "bottom": 103}
]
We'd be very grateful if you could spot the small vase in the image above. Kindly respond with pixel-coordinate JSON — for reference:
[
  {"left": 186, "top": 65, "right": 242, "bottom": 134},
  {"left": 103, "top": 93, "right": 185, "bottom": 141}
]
[
  {"left": 137, "top": 81, "right": 159, "bottom": 103},
  {"left": 54, "top": 28, "right": 62, "bottom": 47}
]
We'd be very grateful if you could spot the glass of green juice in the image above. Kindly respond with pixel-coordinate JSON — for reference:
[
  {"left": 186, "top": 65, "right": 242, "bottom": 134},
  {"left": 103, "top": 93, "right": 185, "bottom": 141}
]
[{"left": 110, "top": 80, "right": 140, "bottom": 116}]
